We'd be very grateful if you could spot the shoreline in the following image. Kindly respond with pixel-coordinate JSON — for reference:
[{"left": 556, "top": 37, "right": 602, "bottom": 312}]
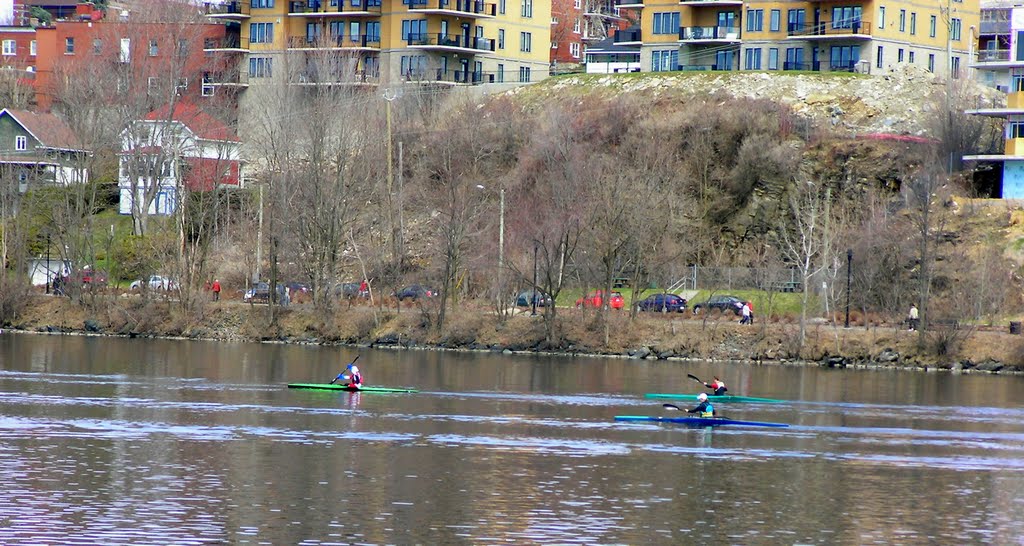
[{"left": 6, "top": 296, "right": 1023, "bottom": 376}]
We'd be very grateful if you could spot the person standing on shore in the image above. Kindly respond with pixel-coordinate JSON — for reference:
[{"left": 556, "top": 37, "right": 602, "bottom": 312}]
[
  {"left": 212, "top": 279, "right": 221, "bottom": 301},
  {"left": 908, "top": 304, "right": 919, "bottom": 331}
]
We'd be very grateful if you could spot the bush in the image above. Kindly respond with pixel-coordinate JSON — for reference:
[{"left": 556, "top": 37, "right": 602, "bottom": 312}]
[{"left": 0, "top": 277, "right": 31, "bottom": 326}]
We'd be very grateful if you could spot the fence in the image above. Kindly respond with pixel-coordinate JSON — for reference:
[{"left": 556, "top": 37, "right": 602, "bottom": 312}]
[{"left": 667, "top": 266, "right": 804, "bottom": 293}]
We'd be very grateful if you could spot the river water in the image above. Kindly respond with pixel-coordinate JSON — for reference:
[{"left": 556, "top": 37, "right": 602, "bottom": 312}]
[{"left": 0, "top": 332, "right": 1022, "bottom": 544}]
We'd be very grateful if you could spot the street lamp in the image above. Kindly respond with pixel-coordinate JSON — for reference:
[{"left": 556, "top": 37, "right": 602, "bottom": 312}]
[
  {"left": 531, "top": 242, "right": 538, "bottom": 316},
  {"left": 845, "top": 249, "right": 852, "bottom": 328},
  {"left": 477, "top": 185, "right": 504, "bottom": 312}
]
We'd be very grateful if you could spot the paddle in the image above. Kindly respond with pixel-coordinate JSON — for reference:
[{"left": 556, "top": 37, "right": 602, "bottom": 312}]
[
  {"left": 329, "top": 355, "right": 360, "bottom": 384},
  {"left": 687, "top": 373, "right": 705, "bottom": 386}
]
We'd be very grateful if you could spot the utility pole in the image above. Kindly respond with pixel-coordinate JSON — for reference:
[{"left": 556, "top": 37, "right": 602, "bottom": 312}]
[
  {"left": 845, "top": 249, "right": 852, "bottom": 328},
  {"left": 531, "top": 243, "right": 538, "bottom": 316},
  {"left": 498, "top": 187, "right": 504, "bottom": 315}
]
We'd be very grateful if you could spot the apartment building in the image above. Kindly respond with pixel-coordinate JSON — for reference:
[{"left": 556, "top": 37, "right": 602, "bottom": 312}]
[
  {"left": 966, "top": 3, "right": 1024, "bottom": 198},
  {"left": 202, "top": 0, "right": 551, "bottom": 89},
  {"left": 551, "top": 0, "right": 632, "bottom": 68},
  {"left": 617, "top": 0, "right": 978, "bottom": 78}
]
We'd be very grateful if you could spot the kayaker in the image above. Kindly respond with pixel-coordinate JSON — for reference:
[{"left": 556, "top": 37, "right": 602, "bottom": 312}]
[
  {"left": 330, "top": 362, "right": 363, "bottom": 387},
  {"left": 687, "top": 393, "right": 716, "bottom": 417},
  {"left": 704, "top": 376, "right": 727, "bottom": 396}
]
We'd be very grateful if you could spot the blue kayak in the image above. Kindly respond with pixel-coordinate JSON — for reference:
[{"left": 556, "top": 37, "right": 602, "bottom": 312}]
[{"left": 614, "top": 415, "right": 789, "bottom": 428}]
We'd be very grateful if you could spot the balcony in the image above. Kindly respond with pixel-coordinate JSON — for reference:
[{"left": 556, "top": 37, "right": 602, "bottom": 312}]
[
  {"left": 980, "top": 20, "right": 1010, "bottom": 35},
  {"left": 204, "top": 70, "right": 250, "bottom": 87},
  {"left": 288, "top": 0, "right": 383, "bottom": 15},
  {"left": 787, "top": 20, "right": 872, "bottom": 39},
  {"left": 678, "top": 0, "right": 742, "bottom": 6},
  {"left": 407, "top": 33, "right": 495, "bottom": 53},
  {"left": 613, "top": 0, "right": 643, "bottom": 7},
  {"left": 613, "top": 27, "right": 642, "bottom": 44},
  {"left": 204, "top": 1, "right": 251, "bottom": 19},
  {"left": 678, "top": 64, "right": 733, "bottom": 71},
  {"left": 204, "top": 36, "right": 247, "bottom": 52},
  {"left": 408, "top": 0, "right": 496, "bottom": 18},
  {"left": 293, "top": 68, "right": 380, "bottom": 85},
  {"left": 288, "top": 34, "right": 381, "bottom": 49},
  {"left": 679, "top": 26, "right": 740, "bottom": 42}
]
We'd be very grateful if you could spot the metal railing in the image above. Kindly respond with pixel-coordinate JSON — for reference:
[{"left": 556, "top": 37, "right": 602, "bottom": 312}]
[
  {"left": 407, "top": 33, "right": 494, "bottom": 52},
  {"left": 787, "top": 19, "right": 872, "bottom": 38},
  {"left": 679, "top": 26, "right": 739, "bottom": 40},
  {"left": 205, "top": 1, "right": 250, "bottom": 16}
]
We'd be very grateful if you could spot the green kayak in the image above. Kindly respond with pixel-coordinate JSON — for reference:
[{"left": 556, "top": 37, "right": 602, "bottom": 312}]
[
  {"left": 287, "top": 383, "right": 418, "bottom": 393},
  {"left": 644, "top": 393, "right": 783, "bottom": 404}
]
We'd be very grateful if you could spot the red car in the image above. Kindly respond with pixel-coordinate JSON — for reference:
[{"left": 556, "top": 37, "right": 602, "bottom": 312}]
[{"left": 576, "top": 290, "right": 625, "bottom": 310}]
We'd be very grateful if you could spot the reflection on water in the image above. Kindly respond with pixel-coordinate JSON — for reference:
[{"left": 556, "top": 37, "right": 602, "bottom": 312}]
[{"left": 0, "top": 333, "right": 1022, "bottom": 544}]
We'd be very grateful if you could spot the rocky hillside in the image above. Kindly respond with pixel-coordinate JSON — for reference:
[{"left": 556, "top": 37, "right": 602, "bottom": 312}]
[{"left": 514, "top": 66, "right": 1003, "bottom": 137}]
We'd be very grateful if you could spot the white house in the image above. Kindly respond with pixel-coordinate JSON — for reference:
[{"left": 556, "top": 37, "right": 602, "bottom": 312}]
[{"left": 118, "top": 102, "right": 242, "bottom": 216}]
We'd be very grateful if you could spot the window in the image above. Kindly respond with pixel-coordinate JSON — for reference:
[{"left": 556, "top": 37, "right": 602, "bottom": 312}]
[
  {"left": 65, "top": 37, "right": 74, "bottom": 54},
  {"left": 497, "top": 63, "right": 504, "bottom": 83},
  {"left": 831, "top": 45, "right": 859, "bottom": 70},
  {"left": 746, "top": 9, "right": 763, "bottom": 32},
  {"left": 520, "top": 31, "right": 531, "bottom": 52},
  {"left": 498, "top": 29, "right": 505, "bottom": 49},
  {"left": 402, "top": 19, "right": 427, "bottom": 41},
  {"left": 202, "top": 73, "right": 214, "bottom": 96},
  {"left": 2, "top": 40, "right": 14, "bottom": 56},
  {"left": 176, "top": 78, "right": 188, "bottom": 95},
  {"left": 787, "top": 9, "right": 805, "bottom": 33},
  {"left": 653, "top": 12, "right": 680, "bottom": 35},
  {"left": 876, "top": 45, "right": 883, "bottom": 68},
  {"left": 928, "top": 53, "right": 934, "bottom": 72},
  {"left": 147, "top": 76, "right": 159, "bottom": 95},
  {"left": 898, "top": 48, "right": 904, "bottom": 62},
  {"left": 652, "top": 49, "right": 677, "bottom": 71},
  {"left": 177, "top": 39, "right": 189, "bottom": 57},
  {"left": 1010, "top": 120, "right": 1024, "bottom": 139},
  {"left": 770, "top": 10, "right": 780, "bottom": 32},
  {"left": 519, "top": 66, "right": 531, "bottom": 82},
  {"left": 15, "top": 135, "right": 26, "bottom": 151},
  {"left": 251, "top": 0, "right": 275, "bottom": 6},
  {"left": 952, "top": 56, "right": 960, "bottom": 78},
  {"left": 909, "top": 51, "right": 915, "bottom": 63},
  {"left": 878, "top": 7, "right": 885, "bottom": 29},
  {"left": 574, "top": 0, "right": 580, "bottom": 6},
  {"left": 899, "top": 9, "right": 905, "bottom": 32},
  {"left": 520, "top": 0, "right": 532, "bottom": 17},
  {"left": 831, "top": 6, "right": 861, "bottom": 30},
  {"left": 29, "top": 40, "right": 36, "bottom": 56},
  {"left": 249, "top": 56, "right": 273, "bottom": 77},
  {"left": 570, "top": 42, "right": 580, "bottom": 58},
  {"left": 768, "top": 48, "right": 778, "bottom": 69},
  {"left": 785, "top": 47, "right": 804, "bottom": 70},
  {"left": 951, "top": 18, "right": 961, "bottom": 41},
  {"left": 120, "top": 38, "right": 131, "bottom": 63},
  {"left": 573, "top": 19, "right": 580, "bottom": 33},
  {"left": 929, "top": 15, "right": 936, "bottom": 37},
  {"left": 250, "top": 22, "right": 274, "bottom": 44},
  {"left": 149, "top": 39, "right": 158, "bottom": 56},
  {"left": 400, "top": 55, "right": 427, "bottom": 77},
  {"left": 499, "top": 0, "right": 505, "bottom": 14},
  {"left": 744, "top": 47, "right": 761, "bottom": 69},
  {"left": 93, "top": 38, "right": 102, "bottom": 55},
  {"left": 910, "top": 13, "right": 916, "bottom": 35}
]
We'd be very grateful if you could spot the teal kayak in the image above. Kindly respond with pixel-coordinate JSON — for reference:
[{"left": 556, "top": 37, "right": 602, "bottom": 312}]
[
  {"left": 615, "top": 415, "right": 789, "bottom": 428},
  {"left": 287, "top": 383, "right": 418, "bottom": 393},
  {"left": 644, "top": 393, "right": 783, "bottom": 404}
]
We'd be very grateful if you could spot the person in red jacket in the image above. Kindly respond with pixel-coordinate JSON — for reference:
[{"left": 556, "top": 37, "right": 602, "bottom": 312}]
[
  {"left": 704, "top": 376, "right": 727, "bottom": 396},
  {"left": 212, "top": 279, "right": 221, "bottom": 301}
]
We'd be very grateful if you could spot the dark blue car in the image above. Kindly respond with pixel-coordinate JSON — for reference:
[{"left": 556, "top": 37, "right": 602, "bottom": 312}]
[{"left": 635, "top": 293, "right": 687, "bottom": 313}]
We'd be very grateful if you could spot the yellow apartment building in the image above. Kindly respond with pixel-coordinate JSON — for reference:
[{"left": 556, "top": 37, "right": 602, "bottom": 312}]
[
  {"left": 201, "top": 0, "right": 551, "bottom": 87},
  {"left": 614, "top": 0, "right": 977, "bottom": 78}
]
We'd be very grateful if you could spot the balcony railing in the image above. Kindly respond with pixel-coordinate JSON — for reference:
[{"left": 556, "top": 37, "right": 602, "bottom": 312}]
[
  {"left": 289, "top": 0, "right": 383, "bottom": 13},
  {"left": 294, "top": 69, "right": 380, "bottom": 84},
  {"left": 782, "top": 61, "right": 813, "bottom": 71},
  {"left": 289, "top": 34, "right": 381, "bottom": 48},
  {"left": 613, "top": 0, "right": 643, "bottom": 6},
  {"left": 679, "top": 26, "right": 739, "bottom": 40},
  {"left": 204, "top": 36, "right": 244, "bottom": 50},
  {"left": 407, "top": 33, "right": 495, "bottom": 52},
  {"left": 678, "top": 64, "right": 732, "bottom": 71},
  {"left": 400, "top": 69, "right": 497, "bottom": 84},
  {"left": 408, "top": 0, "right": 496, "bottom": 16},
  {"left": 205, "top": 70, "right": 250, "bottom": 86},
  {"left": 980, "top": 21, "right": 1010, "bottom": 35},
  {"left": 976, "top": 49, "right": 1011, "bottom": 63},
  {"left": 613, "top": 28, "right": 642, "bottom": 43},
  {"left": 204, "top": 1, "right": 250, "bottom": 16},
  {"left": 788, "top": 20, "right": 872, "bottom": 38}
]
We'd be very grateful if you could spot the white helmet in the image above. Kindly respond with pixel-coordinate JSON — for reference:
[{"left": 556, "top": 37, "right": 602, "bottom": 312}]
[
  {"left": 697, "top": 393, "right": 708, "bottom": 402},
  {"left": 350, "top": 366, "right": 359, "bottom": 374}
]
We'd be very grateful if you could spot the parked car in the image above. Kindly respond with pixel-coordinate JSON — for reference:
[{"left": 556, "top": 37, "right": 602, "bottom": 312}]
[
  {"left": 515, "top": 289, "right": 552, "bottom": 307},
  {"left": 336, "top": 282, "right": 361, "bottom": 298},
  {"left": 576, "top": 290, "right": 624, "bottom": 310},
  {"left": 130, "top": 275, "right": 178, "bottom": 291},
  {"left": 691, "top": 295, "right": 744, "bottom": 315},
  {"left": 636, "top": 293, "right": 687, "bottom": 313},
  {"left": 394, "top": 285, "right": 436, "bottom": 301},
  {"left": 243, "top": 282, "right": 286, "bottom": 304},
  {"left": 70, "top": 266, "right": 107, "bottom": 287}
]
